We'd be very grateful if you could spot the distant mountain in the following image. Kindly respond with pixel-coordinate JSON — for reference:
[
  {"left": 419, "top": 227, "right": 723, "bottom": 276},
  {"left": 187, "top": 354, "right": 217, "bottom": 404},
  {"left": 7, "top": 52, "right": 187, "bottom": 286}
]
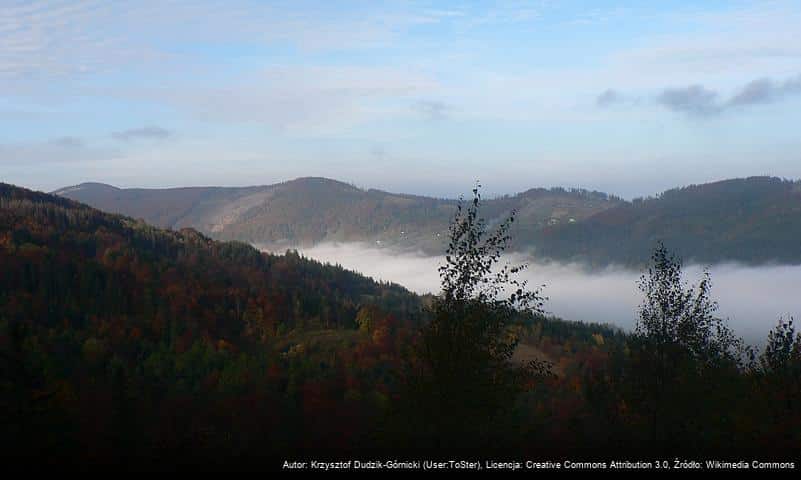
[
  {"left": 534, "top": 176, "right": 801, "bottom": 266},
  {"left": 53, "top": 177, "right": 622, "bottom": 254},
  {"left": 55, "top": 176, "right": 801, "bottom": 266}
]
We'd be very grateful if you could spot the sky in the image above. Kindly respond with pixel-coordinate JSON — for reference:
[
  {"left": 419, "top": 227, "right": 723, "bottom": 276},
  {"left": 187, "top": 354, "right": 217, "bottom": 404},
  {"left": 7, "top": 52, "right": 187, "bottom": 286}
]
[{"left": 1, "top": 0, "right": 800, "bottom": 198}]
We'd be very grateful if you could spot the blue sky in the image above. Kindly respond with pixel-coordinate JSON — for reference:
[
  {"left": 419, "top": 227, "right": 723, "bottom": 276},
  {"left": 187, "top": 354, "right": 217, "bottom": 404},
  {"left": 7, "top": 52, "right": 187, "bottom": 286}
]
[{"left": 1, "top": 0, "right": 800, "bottom": 198}]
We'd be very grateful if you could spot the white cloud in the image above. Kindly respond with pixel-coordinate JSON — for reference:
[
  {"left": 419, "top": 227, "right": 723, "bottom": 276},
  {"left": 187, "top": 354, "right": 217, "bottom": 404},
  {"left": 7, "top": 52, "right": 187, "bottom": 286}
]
[
  {"left": 0, "top": 1, "right": 455, "bottom": 81},
  {"left": 610, "top": 2, "right": 801, "bottom": 84},
  {"left": 0, "top": 0, "right": 162, "bottom": 79},
  {"left": 282, "top": 242, "right": 801, "bottom": 343},
  {"left": 124, "top": 65, "right": 438, "bottom": 133}
]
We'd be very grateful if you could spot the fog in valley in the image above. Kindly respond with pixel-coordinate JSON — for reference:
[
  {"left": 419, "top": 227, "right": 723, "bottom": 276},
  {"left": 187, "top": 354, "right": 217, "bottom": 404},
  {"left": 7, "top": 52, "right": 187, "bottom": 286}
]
[{"left": 265, "top": 242, "right": 801, "bottom": 344}]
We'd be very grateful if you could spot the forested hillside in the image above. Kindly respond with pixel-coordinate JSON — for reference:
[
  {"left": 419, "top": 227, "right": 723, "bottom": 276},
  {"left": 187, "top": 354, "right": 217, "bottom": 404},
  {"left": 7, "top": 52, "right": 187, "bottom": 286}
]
[
  {"left": 2, "top": 183, "right": 799, "bottom": 468},
  {"left": 2, "top": 183, "right": 633, "bottom": 467},
  {"left": 55, "top": 177, "right": 621, "bottom": 254},
  {"left": 56, "top": 176, "right": 801, "bottom": 266},
  {"left": 1, "top": 182, "right": 420, "bottom": 332},
  {"left": 534, "top": 177, "right": 801, "bottom": 266},
  {"left": 0, "top": 183, "right": 424, "bottom": 465}
]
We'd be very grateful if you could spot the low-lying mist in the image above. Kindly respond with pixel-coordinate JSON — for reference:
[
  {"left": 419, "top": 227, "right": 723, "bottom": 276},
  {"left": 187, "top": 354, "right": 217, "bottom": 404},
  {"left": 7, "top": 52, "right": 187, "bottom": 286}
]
[{"left": 263, "top": 242, "right": 800, "bottom": 344}]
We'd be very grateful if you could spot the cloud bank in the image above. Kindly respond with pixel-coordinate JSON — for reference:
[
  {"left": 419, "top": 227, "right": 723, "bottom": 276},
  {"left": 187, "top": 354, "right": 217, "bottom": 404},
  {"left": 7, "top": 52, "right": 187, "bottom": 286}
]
[{"left": 270, "top": 242, "right": 801, "bottom": 344}]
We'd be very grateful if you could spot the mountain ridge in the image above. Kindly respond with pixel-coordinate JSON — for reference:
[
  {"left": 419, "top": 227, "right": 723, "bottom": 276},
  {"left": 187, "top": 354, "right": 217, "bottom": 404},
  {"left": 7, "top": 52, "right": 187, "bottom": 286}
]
[{"left": 54, "top": 175, "right": 801, "bottom": 266}]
